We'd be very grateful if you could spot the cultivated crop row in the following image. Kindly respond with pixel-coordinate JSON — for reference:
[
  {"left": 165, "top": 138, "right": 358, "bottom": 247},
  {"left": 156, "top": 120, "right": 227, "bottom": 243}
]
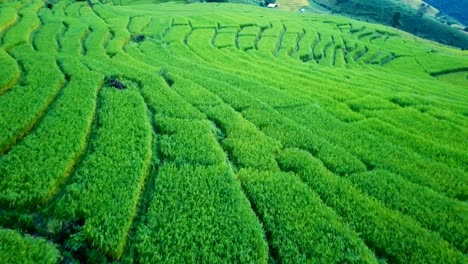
[
  {"left": 278, "top": 149, "right": 466, "bottom": 263},
  {"left": 130, "top": 72, "right": 269, "bottom": 263},
  {"left": 0, "top": 228, "right": 60, "bottom": 263},
  {"left": 0, "top": 57, "right": 102, "bottom": 209},
  {"left": 54, "top": 82, "right": 152, "bottom": 258}
]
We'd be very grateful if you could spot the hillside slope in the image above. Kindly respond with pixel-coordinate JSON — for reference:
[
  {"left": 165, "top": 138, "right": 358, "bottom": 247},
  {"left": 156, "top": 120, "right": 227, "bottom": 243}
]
[
  {"left": 310, "top": 0, "right": 468, "bottom": 49},
  {"left": 0, "top": 0, "right": 467, "bottom": 263},
  {"left": 423, "top": 0, "right": 468, "bottom": 25}
]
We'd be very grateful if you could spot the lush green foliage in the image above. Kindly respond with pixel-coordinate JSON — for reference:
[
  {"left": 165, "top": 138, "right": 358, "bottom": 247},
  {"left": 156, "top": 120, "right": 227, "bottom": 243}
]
[
  {"left": 423, "top": 0, "right": 468, "bottom": 25},
  {"left": 0, "top": 228, "right": 61, "bottom": 263},
  {"left": 137, "top": 163, "right": 267, "bottom": 263},
  {"left": 0, "top": 57, "right": 101, "bottom": 209},
  {"left": 55, "top": 83, "right": 152, "bottom": 258},
  {"left": 0, "top": 0, "right": 467, "bottom": 262},
  {"left": 239, "top": 169, "right": 377, "bottom": 263},
  {"left": 0, "top": 45, "right": 63, "bottom": 155},
  {"left": 348, "top": 170, "right": 468, "bottom": 253},
  {"left": 278, "top": 148, "right": 466, "bottom": 263}
]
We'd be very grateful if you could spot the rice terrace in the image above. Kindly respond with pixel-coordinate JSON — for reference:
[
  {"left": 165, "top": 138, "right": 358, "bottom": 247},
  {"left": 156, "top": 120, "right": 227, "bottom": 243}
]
[{"left": 0, "top": 0, "right": 467, "bottom": 262}]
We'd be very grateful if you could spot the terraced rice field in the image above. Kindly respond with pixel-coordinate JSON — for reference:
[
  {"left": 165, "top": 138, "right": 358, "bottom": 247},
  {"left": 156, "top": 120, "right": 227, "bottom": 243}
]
[{"left": 0, "top": 0, "right": 467, "bottom": 263}]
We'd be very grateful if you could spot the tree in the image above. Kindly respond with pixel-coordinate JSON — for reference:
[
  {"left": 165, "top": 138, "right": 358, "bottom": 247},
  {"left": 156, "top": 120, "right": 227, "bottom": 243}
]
[
  {"left": 392, "top": 12, "right": 401, "bottom": 28},
  {"left": 417, "top": 3, "right": 429, "bottom": 17}
]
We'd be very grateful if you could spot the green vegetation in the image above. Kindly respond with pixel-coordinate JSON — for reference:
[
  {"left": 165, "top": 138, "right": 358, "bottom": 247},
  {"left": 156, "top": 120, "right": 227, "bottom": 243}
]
[
  {"left": 310, "top": 0, "right": 468, "bottom": 49},
  {"left": 278, "top": 149, "right": 466, "bottom": 263},
  {"left": 0, "top": 228, "right": 61, "bottom": 263},
  {"left": 0, "top": 57, "right": 101, "bottom": 209},
  {"left": 55, "top": 82, "right": 152, "bottom": 258},
  {"left": 348, "top": 170, "right": 468, "bottom": 253},
  {"left": 0, "top": 0, "right": 467, "bottom": 262},
  {"left": 136, "top": 164, "right": 267, "bottom": 263},
  {"left": 239, "top": 169, "right": 377, "bottom": 263},
  {"left": 423, "top": 0, "right": 468, "bottom": 25}
]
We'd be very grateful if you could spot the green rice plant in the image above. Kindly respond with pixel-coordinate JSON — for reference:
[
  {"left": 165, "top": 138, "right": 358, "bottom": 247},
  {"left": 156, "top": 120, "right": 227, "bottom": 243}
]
[
  {"left": 136, "top": 163, "right": 268, "bottom": 263},
  {"left": 320, "top": 39, "right": 335, "bottom": 66},
  {"left": 355, "top": 45, "right": 379, "bottom": 64},
  {"left": 165, "top": 68, "right": 366, "bottom": 175},
  {"left": 0, "top": 48, "right": 19, "bottom": 94},
  {"left": 55, "top": 85, "right": 152, "bottom": 258},
  {"left": 433, "top": 71, "right": 468, "bottom": 87},
  {"left": 218, "top": 27, "right": 239, "bottom": 33},
  {"left": 346, "top": 95, "right": 399, "bottom": 112},
  {"left": 190, "top": 15, "right": 217, "bottom": 28},
  {"left": 277, "top": 32, "right": 297, "bottom": 56},
  {"left": 291, "top": 31, "right": 318, "bottom": 61},
  {"left": 312, "top": 35, "right": 327, "bottom": 61},
  {"left": 334, "top": 47, "right": 346, "bottom": 66},
  {"left": 32, "top": 21, "right": 63, "bottom": 54},
  {"left": 214, "top": 32, "right": 235, "bottom": 47},
  {"left": 0, "top": 56, "right": 102, "bottom": 209},
  {"left": 1, "top": 0, "right": 41, "bottom": 49},
  {"left": 0, "top": 2, "right": 467, "bottom": 263},
  {"left": 354, "top": 118, "right": 467, "bottom": 168},
  {"left": 60, "top": 18, "right": 88, "bottom": 55},
  {"left": 166, "top": 25, "right": 191, "bottom": 44},
  {"left": 157, "top": 117, "right": 225, "bottom": 165},
  {"left": 346, "top": 40, "right": 366, "bottom": 63},
  {"left": 364, "top": 108, "right": 467, "bottom": 153},
  {"left": 181, "top": 49, "right": 364, "bottom": 123},
  {"left": 1, "top": 0, "right": 30, "bottom": 10},
  {"left": 256, "top": 36, "right": 277, "bottom": 53},
  {"left": 0, "top": 7, "right": 18, "bottom": 36},
  {"left": 284, "top": 20, "right": 303, "bottom": 34},
  {"left": 0, "top": 228, "right": 61, "bottom": 264},
  {"left": 170, "top": 77, "right": 223, "bottom": 107},
  {"left": 383, "top": 92, "right": 449, "bottom": 111},
  {"left": 148, "top": 21, "right": 458, "bottom": 133},
  {"left": 278, "top": 148, "right": 467, "bottom": 263},
  {"left": 0, "top": 44, "right": 63, "bottom": 155},
  {"left": 213, "top": 48, "right": 366, "bottom": 113},
  {"left": 238, "top": 35, "right": 256, "bottom": 50},
  {"left": 141, "top": 17, "right": 171, "bottom": 37},
  {"left": 349, "top": 170, "right": 468, "bottom": 253},
  {"left": 202, "top": 104, "right": 282, "bottom": 171},
  {"left": 136, "top": 71, "right": 205, "bottom": 120},
  {"left": 278, "top": 104, "right": 468, "bottom": 200},
  {"left": 239, "top": 25, "right": 259, "bottom": 36},
  {"left": 261, "top": 22, "right": 282, "bottom": 37},
  {"left": 105, "top": 16, "right": 131, "bottom": 54},
  {"left": 342, "top": 41, "right": 361, "bottom": 67},
  {"left": 147, "top": 73, "right": 281, "bottom": 172},
  {"left": 239, "top": 169, "right": 378, "bottom": 263},
  {"left": 142, "top": 61, "right": 366, "bottom": 175},
  {"left": 334, "top": 35, "right": 345, "bottom": 47},
  {"left": 172, "top": 16, "right": 189, "bottom": 26},
  {"left": 411, "top": 104, "right": 467, "bottom": 128},
  {"left": 63, "top": 1, "right": 82, "bottom": 17},
  {"left": 241, "top": 106, "right": 367, "bottom": 175},
  {"left": 128, "top": 15, "right": 151, "bottom": 33},
  {"left": 416, "top": 52, "right": 468, "bottom": 73},
  {"left": 84, "top": 25, "right": 109, "bottom": 56},
  {"left": 187, "top": 28, "right": 215, "bottom": 48}
]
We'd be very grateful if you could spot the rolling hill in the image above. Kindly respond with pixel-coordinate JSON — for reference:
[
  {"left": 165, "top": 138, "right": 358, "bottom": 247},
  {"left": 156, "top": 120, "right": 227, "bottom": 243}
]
[
  {"left": 0, "top": 0, "right": 467, "bottom": 263},
  {"left": 308, "top": 0, "right": 468, "bottom": 49},
  {"left": 423, "top": 0, "right": 468, "bottom": 25}
]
